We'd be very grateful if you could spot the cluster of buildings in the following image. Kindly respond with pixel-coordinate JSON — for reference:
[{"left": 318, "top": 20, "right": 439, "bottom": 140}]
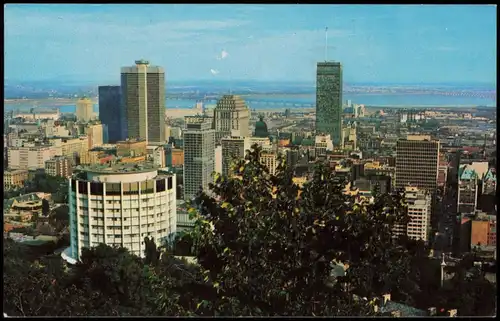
[{"left": 3, "top": 59, "right": 496, "bottom": 269}]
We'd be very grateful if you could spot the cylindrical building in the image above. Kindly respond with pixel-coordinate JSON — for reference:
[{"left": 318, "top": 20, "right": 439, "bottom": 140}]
[{"left": 65, "top": 162, "right": 176, "bottom": 262}]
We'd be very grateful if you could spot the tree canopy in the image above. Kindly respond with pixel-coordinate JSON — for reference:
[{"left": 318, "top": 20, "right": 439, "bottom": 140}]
[{"left": 2, "top": 145, "right": 496, "bottom": 317}]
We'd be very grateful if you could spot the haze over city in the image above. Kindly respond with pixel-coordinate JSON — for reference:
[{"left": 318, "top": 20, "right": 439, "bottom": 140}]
[{"left": 4, "top": 4, "right": 497, "bottom": 85}]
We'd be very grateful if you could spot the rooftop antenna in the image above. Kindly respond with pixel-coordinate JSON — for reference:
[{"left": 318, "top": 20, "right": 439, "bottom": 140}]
[{"left": 325, "top": 26, "right": 329, "bottom": 61}]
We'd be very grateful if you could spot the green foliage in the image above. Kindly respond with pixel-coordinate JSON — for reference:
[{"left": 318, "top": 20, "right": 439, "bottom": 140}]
[
  {"left": 49, "top": 205, "right": 70, "bottom": 233},
  {"left": 3, "top": 146, "right": 496, "bottom": 317},
  {"left": 187, "top": 144, "right": 410, "bottom": 316}
]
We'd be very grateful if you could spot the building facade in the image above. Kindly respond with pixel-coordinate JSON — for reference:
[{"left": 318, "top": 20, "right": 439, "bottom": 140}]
[
  {"left": 8, "top": 146, "right": 58, "bottom": 170},
  {"left": 221, "top": 136, "right": 250, "bottom": 177},
  {"left": 457, "top": 162, "right": 489, "bottom": 215},
  {"left": 395, "top": 136, "right": 440, "bottom": 192},
  {"left": 67, "top": 163, "right": 177, "bottom": 261},
  {"left": 4, "top": 169, "right": 29, "bottom": 190},
  {"left": 45, "top": 156, "right": 73, "bottom": 178},
  {"left": 117, "top": 139, "right": 147, "bottom": 158},
  {"left": 98, "top": 85, "right": 126, "bottom": 143},
  {"left": 316, "top": 62, "right": 343, "bottom": 147},
  {"left": 121, "top": 60, "right": 165, "bottom": 145},
  {"left": 404, "top": 186, "right": 432, "bottom": 243},
  {"left": 76, "top": 97, "right": 94, "bottom": 122},
  {"left": 183, "top": 116, "right": 215, "bottom": 201},
  {"left": 213, "top": 95, "right": 251, "bottom": 144}
]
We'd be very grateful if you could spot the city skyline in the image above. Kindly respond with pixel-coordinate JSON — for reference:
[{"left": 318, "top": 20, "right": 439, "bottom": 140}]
[{"left": 4, "top": 4, "right": 497, "bottom": 85}]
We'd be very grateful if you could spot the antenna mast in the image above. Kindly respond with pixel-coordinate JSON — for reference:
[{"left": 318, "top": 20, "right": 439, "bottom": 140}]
[{"left": 325, "top": 26, "right": 328, "bottom": 61}]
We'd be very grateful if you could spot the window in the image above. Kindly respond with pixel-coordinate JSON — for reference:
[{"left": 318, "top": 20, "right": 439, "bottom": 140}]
[
  {"left": 78, "top": 181, "right": 88, "bottom": 194},
  {"left": 124, "top": 182, "right": 139, "bottom": 195},
  {"left": 106, "top": 183, "right": 121, "bottom": 196},
  {"left": 156, "top": 179, "right": 166, "bottom": 192},
  {"left": 90, "top": 182, "right": 104, "bottom": 195}
]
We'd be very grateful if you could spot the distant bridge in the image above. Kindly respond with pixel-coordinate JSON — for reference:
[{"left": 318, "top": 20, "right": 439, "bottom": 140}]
[{"left": 166, "top": 94, "right": 315, "bottom": 108}]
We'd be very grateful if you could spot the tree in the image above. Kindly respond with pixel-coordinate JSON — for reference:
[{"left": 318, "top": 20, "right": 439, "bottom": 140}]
[{"left": 187, "top": 145, "right": 414, "bottom": 316}]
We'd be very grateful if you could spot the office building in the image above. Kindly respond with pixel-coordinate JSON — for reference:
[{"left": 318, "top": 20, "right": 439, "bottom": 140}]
[
  {"left": 121, "top": 60, "right": 165, "bottom": 145},
  {"left": 221, "top": 136, "right": 250, "bottom": 177},
  {"left": 8, "top": 146, "right": 58, "bottom": 170},
  {"left": 316, "top": 62, "right": 343, "bottom": 146},
  {"left": 183, "top": 116, "right": 215, "bottom": 201},
  {"left": 45, "top": 156, "right": 73, "bottom": 178},
  {"left": 84, "top": 123, "right": 105, "bottom": 149},
  {"left": 213, "top": 95, "right": 250, "bottom": 143},
  {"left": 76, "top": 97, "right": 94, "bottom": 122},
  {"left": 66, "top": 163, "right": 176, "bottom": 262},
  {"left": 395, "top": 135, "right": 440, "bottom": 192},
  {"left": 98, "top": 86, "right": 126, "bottom": 143}
]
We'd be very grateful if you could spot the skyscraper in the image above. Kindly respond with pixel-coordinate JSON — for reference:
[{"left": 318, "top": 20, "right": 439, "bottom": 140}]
[
  {"left": 316, "top": 62, "right": 343, "bottom": 147},
  {"left": 76, "top": 97, "right": 93, "bottom": 122},
  {"left": 213, "top": 95, "right": 250, "bottom": 144},
  {"left": 121, "top": 60, "right": 165, "bottom": 145},
  {"left": 395, "top": 135, "right": 440, "bottom": 193},
  {"left": 98, "top": 85, "right": 126, "bottom": 143},
  {"left": 183, "top": 116, "right": 215, "bottom": 201}
]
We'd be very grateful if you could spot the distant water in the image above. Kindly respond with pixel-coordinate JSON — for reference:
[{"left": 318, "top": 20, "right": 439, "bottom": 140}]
[{"left": 4, "top": 93, "right": 496, "bottom": 113}]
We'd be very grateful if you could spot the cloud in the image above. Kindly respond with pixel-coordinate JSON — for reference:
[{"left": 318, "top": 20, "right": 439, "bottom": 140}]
[
  {"left": 216, "top": 50, "right": 229, "bottom": 60},
  {"left": 210, "top": 69, "right": 219, "bottom": 75}
]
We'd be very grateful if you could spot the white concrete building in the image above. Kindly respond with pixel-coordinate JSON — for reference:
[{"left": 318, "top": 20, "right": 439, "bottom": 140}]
[
  {"left": 67, "top": 163, "right": 177, "bottom": 261},
  {"left": 404, "top": 186, "right": 432, "bottom": 243},
  {"left": 315, "top": 134, "right": 334, "bottom": 156},
  {"left": 147, "top": 145, "right": 166, "bottom": 168}
]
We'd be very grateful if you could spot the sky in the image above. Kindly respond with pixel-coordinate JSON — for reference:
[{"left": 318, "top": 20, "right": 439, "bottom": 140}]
[{"left": 4, "top": 4, "right": 497, "bottom": 85}]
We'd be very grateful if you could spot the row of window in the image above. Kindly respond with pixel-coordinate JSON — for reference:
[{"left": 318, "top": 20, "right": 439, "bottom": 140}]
[{"left": 71, "top": 178, "right": 173, "bottom": 195}]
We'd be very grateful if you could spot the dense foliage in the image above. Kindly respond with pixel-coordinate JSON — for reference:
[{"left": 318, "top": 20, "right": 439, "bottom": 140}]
[{"left": 3, "top": 146, "right": 496, "bottom": 317}]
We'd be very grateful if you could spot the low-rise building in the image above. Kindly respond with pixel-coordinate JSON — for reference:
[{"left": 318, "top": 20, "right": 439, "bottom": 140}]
[
  {"left": 4, "top": 169, "right": 29, "bottom": 190},
  {"left": 116, "top": 138, "right": 147, "bottom": 157},
  {"left": 471, "top": 213, "right": 496, "bottom": 250}
]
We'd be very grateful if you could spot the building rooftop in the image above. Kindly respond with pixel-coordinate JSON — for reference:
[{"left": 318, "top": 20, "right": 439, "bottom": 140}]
[{"left": 75, "top": 161, "right": 159, "bottom": 175}]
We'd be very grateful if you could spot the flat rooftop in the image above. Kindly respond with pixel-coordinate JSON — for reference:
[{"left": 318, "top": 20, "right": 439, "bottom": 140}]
[{"left": 76, "top": 162, "right": 159, "bottom": 174}]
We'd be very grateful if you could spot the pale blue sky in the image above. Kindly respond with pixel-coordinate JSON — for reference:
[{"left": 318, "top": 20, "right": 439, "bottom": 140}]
[{"left": 4, "top": 4, "right": 497, "bottom": 85}]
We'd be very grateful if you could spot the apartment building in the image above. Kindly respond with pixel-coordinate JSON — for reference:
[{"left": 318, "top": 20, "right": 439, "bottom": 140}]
[
  {"left": 45, "top": 156, "right": 73, "bottom": 178},
  {"left": 67, "top": 163, "right": 176, "bottom": 261}
]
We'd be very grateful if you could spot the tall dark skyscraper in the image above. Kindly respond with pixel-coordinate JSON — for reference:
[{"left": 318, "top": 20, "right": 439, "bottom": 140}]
[
  {"left": 316, "top": 62, "right": 343, "bottom": 146},
  {"left": 121, "top": 59, "right": 165, "bottom": 145},
  {"left": 98, "top": 86, "right": 126, "bottom": 143}
]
